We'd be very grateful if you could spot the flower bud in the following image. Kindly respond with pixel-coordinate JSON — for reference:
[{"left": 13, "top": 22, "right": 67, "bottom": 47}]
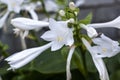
[
  {"left": 59, "top": 10, "right": 65, "bottom": 16},
  {"left": 69, "top": 2, "right": 76, "bottom": 10},
  {"left": 67, "top": 18, "right": 75, "bottom": 23}
]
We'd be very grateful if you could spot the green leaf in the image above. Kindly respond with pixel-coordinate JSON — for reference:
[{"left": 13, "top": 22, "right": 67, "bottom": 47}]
[
  {"left": 79, "top": 13, "right": 92, "bottom": 25},
  {"left": 85, "top": 51, "right": 97, "bottom": 73},
  {"left": 0, "top": 61, "right": 9, "bottom": 75},
  {"left": 110, "top": 70, "right": 120, "bottom": 80}
]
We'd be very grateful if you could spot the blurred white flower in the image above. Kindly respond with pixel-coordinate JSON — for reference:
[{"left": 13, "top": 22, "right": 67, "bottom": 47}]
[
  {"left": 92, "top": 34, "right": 120, "bottom": 57},
  {"left": 11, "top": 17, "right": 49, "bottom": 39},
  {"left": 66, "top": 46, "right": 75, "bottom": 80},
  {"left": 44, "top": 0, "right": 59, "bottom": 12},
  {"left": 5, "top": 42, "right": 52, "bottom": 70},
  {"left": 0, "top": 0, "right": 24, "bottom": 28},
  {"left": 0, "top": 0, "right": 24, "bottom": 13},
  {"left": 87, "top": 16, "right": 120, "bottom": 29},
  {"left": 82, "top": 38, "right": 109, "bottom": 80},
  {"left": 80, "top": 24, "right": 98, "bottom": 38},
  {"left": 41, "top": 18, "right": 74, "bottom": 51},
  {"left": 21, "top": 1, "right": 41, "bottom": 20}
]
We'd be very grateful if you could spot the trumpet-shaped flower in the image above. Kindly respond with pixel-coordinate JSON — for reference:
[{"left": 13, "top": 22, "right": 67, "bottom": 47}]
[
  {"left": 80, "top": 24, "right": 98, "bottom": 38},
  {"left": 0, "top": 0, "right": 24, "bottom": 13},
  {"left": 21, "top": 1, "right": 41, "bottom": 20},
  {"left": 87, "top": 16, "right": 120, "bottom": 29},
  {"left": 92, "top": 34, "right": 120, "bottom": 58},
  {"left": 0, "top": 0, "right": 24, "bottom": 28},
  {"left": 5, "top": 42, "right": 52, "bottom": 70},
  {"left": 44, "top": 0, "right": 59, "bottom": 12},
  {"left": 82, "top": 38, "right": 109, "bottom": 80},
  {"left": 0, "top": 0, "right": 41, "bottom": 28},
  {"left": 11, "top": 17, "right": 49, "bottom": 39},
  {"left": 41, "top": 18, "right": 74, "bottom": 51},
  {"left": 66, "top": 46, "right": 75, "bottom": 80},
  {"left": 5, "top": 18, "right": 74, "bottom": 70}
]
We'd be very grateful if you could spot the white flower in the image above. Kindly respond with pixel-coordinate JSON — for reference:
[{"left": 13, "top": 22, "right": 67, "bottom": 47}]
[
  {"left": 59, "top": 10, "right": 65, "bottom": 16},
  {"left": 11, "top": 17, "right": 49, "bottom": 39},
  {"left": 92, "top": 34, "right": 120, "bottom": 57},
  {"left": 41, "top": 18, "right": 74, "bottom": 51},
  {"left": 21, "top": 1, "right": 41, "bottom": 20},
  {"left": 44, "top": 0, "right": 59, "bottom": 12},
  {"left": 5, "top": 18, "right": 74, "bottom": 70},
  {"left": 5, "top": 42, "right": 52, "bottom": 70},
  {"left": 80, "top": 24, "right": 98, "bottom": 38},
  {"left": 66, "top": 46, "right": 75, "bottom": 80},
  {"left": 0, "top": 0, "right": 24, "bottom": 28},
  {"left": 0, "top": 11, "right": 10, "bottom": 28},
  {"left": 82, "top": 38, "right": 109, "bottom": 80},
  {"left": 1, "top": 0, "right": 24, "bottom": 13},
  {"left": 87, "top": 16, "right": 120, "bottom": 29}
]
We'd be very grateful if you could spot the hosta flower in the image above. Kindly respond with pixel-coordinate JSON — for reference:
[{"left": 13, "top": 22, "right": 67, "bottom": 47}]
[
  {"left": 21, "top": 1, "right": 41, "bottom": 20},
  {"left": 92, "top": 34, "right": 120, "bottom": 57},
  {"left": 44, "top": 0, "right": 59, "bottom": 12},
  {"left": 82, "top": 38, "right": 109, "bottom": 80},
  {"left": 5, "top": 18, "right": 74, "bottom": 70},
  {"left": 11, "top": 17, "right": 49, "bottom": 39},
  {"left": 0, "top": 0, "right": 24, "bottom": 13},
  {"left": 66, "top": 46, "right": 75, "bottom": 80},
  {"left": 87, "top": 16, "right": 120, "bottom": 29},
  {"left": 0, "top": 0, "right": 24, "bottom": 28},
  {"left": 0, "top": 0, "right": 41, "bottom": 28},
  {"left": 5, "top": 42, "right": 52, "bottom": 70},
  {"left": 41, "top": 18, "right": 74, "bottom": 51},
  {"left": 80, "top": 24, "right": 98, "bottom": 38}
]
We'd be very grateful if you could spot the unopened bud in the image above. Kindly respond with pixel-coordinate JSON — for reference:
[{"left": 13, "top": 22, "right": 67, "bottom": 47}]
[
  {"left": 69, "top": 2, "right": 76, "bottom": 10},
  {"left": 67, "top": 18, "right": 75, "bottom": 23},
  {"left": 74, "top": 12, "right": 78, "bottom": 16},
  {"left": 59, "top": 10, "right": 65, "bottom": 16}
]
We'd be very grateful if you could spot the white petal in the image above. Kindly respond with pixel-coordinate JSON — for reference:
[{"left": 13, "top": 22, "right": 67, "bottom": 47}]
[
  {"left": 45, "top": 0, "right": 59, "bottom": 12},
  {"left": 92, "top": 57, "right": 109, "bottom": 80},
  {"left": 11, "top": 17, "right": 49, "bottom": 30},
  {"left": 87, "top": 27, "right": 98, "bottom": 38},
  {"left": 82, "top": 38, "right": 91, "bottom": 50},
  {"left": 87, "top": 16, "right": 120, "bottom": 29},
  {"left": 0, "top": 11, "right": 10, "bottom": 28},
  {"left": 51, "top": 41, "right": 64, "bottom": 51},
  {"left": 66, "top": 46, "right": 75, "bottom": 80},
  {"left": 5, "top": 42, "right": 52, "bottom": 70},
  {"left": 28, "top": 10, "right": 38, "bottom": 20},
  {"left": 13, "top": 5, "right": 21, "bottom": 13},
  {"left": 22, "top": 30, "right": 29, "bottom": 39},
  {"left": 41, "top": 31, "right": 56, "bottom": 41},
  {"left": 80, "top": 24, "right": 98, "bottom": 38},
  {"left": 66, "top": 30, "right": 74, "bottom": 46},
  {"left": 82, "top": 38, "right": 109, "bottom": 80}
]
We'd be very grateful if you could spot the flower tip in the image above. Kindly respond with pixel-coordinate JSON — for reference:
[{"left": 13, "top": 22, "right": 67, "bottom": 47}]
[
  {"left": 59, "top": 10, "right": 65, "bottom": 16},
  {"left": 69, "top": 2, "right": 76, "bottom": 10}
]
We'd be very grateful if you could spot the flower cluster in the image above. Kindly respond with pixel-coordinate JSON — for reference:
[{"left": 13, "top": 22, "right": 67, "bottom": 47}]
[{"left": 3, "top": 1, "right": 120, "bottom": 80}]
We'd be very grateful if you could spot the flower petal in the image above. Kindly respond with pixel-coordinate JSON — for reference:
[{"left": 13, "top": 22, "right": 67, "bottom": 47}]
[
  {"left": 0, "top": 11, "right": 10, "bottom": 28},
  {"left": 11, "top": 17, "right": 49, "bottom": 30},
  {"left": 41, "top": 31, "right": 56, "bottom": 41},
  {"left": 87, "top": 16, "right": 120, "bottom": 29},
  {"left": 66, "top": 46, "right": 75, "bottom": 80},
  {"left": 5, "top": 42, "right": 52, "bottom": 70}
]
